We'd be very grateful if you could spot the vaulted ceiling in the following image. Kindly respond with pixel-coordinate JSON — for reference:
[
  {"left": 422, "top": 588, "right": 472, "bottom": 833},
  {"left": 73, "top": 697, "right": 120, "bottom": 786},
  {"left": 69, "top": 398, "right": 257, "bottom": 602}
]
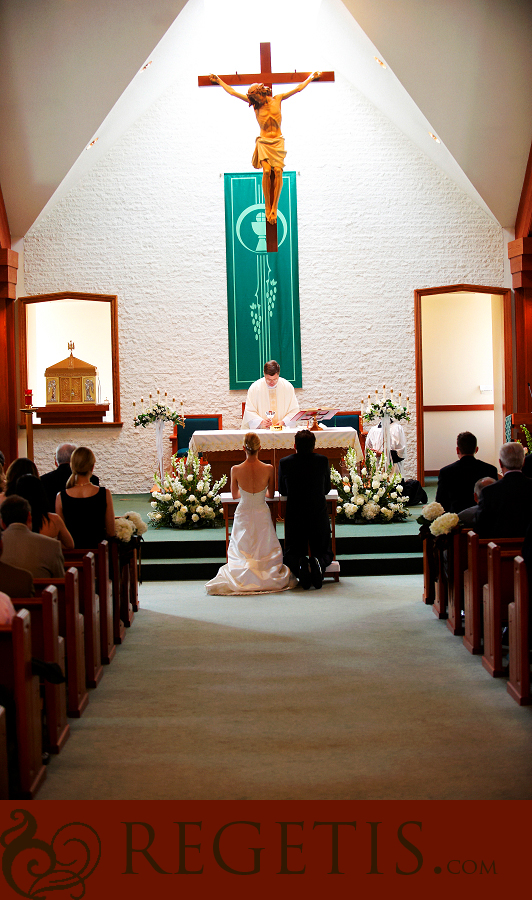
[{"left": 1, "top": 0, "right": 531, "bottom": 241}]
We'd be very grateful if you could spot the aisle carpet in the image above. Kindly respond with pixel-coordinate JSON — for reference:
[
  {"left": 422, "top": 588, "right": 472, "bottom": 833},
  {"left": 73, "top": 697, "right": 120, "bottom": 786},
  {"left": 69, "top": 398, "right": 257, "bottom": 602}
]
[{"left": 37, "top": 574, "right": 532, "bottom": 801}]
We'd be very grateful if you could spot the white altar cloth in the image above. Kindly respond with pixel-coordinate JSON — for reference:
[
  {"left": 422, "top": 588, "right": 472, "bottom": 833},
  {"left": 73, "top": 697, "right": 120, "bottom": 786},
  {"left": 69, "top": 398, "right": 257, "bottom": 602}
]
[{"left": 189, "top": 427, "right": 363, "bottom": 460}]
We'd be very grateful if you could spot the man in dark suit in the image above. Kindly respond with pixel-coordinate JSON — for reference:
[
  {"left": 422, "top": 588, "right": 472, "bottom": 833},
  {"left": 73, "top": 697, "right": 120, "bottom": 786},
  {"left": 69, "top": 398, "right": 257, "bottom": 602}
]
[
  {"left": 435, "top": 431, "right": 498, "bottom": 513},
  {"left": 278, "top": 429, "right": 333, "bottom": 590},
  {"left": 475, "top": 442, "right": 532, "bottom": 537},
  {"left": 40, "top": 443, "right": 99, "bottom": 512}
]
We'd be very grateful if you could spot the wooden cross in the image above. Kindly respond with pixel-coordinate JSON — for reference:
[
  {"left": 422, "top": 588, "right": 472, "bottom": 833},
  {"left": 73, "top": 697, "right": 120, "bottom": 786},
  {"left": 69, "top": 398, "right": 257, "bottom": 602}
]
[{"left": 199, "top": 42, "right": 334, "bottom": 252}]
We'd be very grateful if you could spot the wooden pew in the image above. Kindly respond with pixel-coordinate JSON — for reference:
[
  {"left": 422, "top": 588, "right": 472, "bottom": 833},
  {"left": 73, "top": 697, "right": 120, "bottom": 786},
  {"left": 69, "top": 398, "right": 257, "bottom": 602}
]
[
  {"left": 422, "top": 532, "right": 436, "bottom": 605},
  {"left": 34, "top": 568, "right": 89, "bottom": 718},
  {"left": 127, "top": 534, "right": 141, "bottom": 613},
  {"left": 110, "top": 540, "right": 127, "bottom": 643},
  {"left": 431, "top": 535, "right": 448, "bottom": 620},
  {"left": 482, "top": 542, "right": 524, "bottom": 676},
  {"left": 96, "top": 540, "right": 116, "bottom": 664},
  {"left": 0, "top": 706, "right": 8, "bottom": 799},
  {"left": 0, "top": 610, "right": 46, "bottom": 798},
  {"left": 446, "top": 527, "right": 469, "bottom": 636},
  {"left": 507, "top": 557, "right": 531, "bottom": 705},
  {"left": 62, "top": 550, "right": 103, "bottom": 689},
  {"left": 463, "top": 533, "right": 522, "bottom": 655},
  {"left": 65, "top": 542, "right": 115, "bottom": 665},
  {"left": 12, "top": 586, "right": 70, "bottom": 754}
]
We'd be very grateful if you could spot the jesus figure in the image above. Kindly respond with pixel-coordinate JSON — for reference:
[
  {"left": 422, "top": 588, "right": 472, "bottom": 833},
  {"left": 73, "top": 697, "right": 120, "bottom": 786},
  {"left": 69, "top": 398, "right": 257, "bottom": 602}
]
[{"left": 209, "top": 72, "right": 321, "bottom": 224}]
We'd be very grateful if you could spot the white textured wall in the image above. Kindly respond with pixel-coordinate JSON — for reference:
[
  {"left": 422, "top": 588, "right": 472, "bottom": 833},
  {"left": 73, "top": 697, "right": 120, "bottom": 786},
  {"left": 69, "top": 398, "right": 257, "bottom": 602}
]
[{"left": 22, "top": 13, "right": 504, "bottom": 491}]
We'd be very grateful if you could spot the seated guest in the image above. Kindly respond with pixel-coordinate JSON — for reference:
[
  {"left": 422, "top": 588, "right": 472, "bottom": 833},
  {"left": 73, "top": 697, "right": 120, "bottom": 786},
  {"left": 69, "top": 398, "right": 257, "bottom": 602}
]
[
  {"left": 56, "top": 447, "right": 115, "bottom": 548},
  {"left": 0, "top": 531, "right": 34, "bottom": 598},
  {"left": 40, "top": 443, "right": 99, "bottom": 513},
  {"left": 458, "top": 476, "right": 496, "bottom": 527},
  {"left": 14, "top": 474, "right": 74, "bottom": 549},
  {"left": 435, "top": 431, "right": 498, "bottom": 513},
  {"left": 0, "top": 496, "right": 65, "bottom": 578},
  {"left": 4, "top": 457, "right": 39, "bottom": 498},
  {"left": 0, "top": 591, "right": 16, "bottom": 625},
  {"left": 476, "top": 442, "right": 532, "bottom": 538}
]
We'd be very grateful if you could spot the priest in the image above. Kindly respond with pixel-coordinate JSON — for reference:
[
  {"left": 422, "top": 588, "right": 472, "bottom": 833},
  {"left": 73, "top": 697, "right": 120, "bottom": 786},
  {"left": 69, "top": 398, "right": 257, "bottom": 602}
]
[{"left": 242, "top": 360, "right": 299, "bottom": 430}]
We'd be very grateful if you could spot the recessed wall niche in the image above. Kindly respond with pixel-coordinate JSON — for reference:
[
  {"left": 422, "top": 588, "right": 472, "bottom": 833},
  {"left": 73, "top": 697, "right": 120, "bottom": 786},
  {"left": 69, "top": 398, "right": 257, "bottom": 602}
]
[{"left": 19, "top": 292, "right": 121, "bottom": 427}]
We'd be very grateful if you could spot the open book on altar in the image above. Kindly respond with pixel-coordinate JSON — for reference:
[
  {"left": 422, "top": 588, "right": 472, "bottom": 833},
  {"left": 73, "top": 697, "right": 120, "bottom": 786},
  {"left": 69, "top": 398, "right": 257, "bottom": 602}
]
[{"left": 289, "top": 409, "right": 340, "bottom": 431}]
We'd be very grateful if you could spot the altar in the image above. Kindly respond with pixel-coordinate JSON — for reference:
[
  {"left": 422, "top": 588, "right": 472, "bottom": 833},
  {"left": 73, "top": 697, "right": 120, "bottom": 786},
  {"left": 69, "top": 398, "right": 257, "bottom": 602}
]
[{"left": 188, "top": 427, "right": 363, "bottom": 489}]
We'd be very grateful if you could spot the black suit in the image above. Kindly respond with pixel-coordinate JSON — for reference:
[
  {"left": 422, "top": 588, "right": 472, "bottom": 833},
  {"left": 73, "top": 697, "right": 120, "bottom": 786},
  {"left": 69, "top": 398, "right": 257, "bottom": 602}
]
[
  {"left": 435, "top": 455, "right": 498, "bottom": 513},
  {"left": 40, "top": 463, "right": 99, "bottom": 513},
  {"left": 475, "top": 470, "right": 532, "bottom": 538},
  {"left": 522, "top": 453, "right": 532, "bottom": 479},
  {"left": 278, "top": 451, "right": 333, "bottom": 573}
]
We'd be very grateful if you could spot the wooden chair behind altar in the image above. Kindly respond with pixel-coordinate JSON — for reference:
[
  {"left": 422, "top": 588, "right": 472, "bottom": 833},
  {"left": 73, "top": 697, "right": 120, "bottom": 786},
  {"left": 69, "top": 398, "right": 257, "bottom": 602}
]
[
  {"left": 326, "top": 411, "right": 367, "bottom": 453},
  {"left": 169, "top": 414, "right": 223, "bottom": 457}
]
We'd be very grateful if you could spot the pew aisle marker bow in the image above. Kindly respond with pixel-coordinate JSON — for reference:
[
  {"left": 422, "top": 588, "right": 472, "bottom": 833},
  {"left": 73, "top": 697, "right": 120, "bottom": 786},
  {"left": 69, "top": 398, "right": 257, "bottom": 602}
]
[
  {"left": 133, "top": 391, "right": 185, "bottom": 481},
  {"left": 148, "top": 452, "right": 227, "bottom": 529},
  {"left": 330, "top": 446, "right": 408, "bottom": 524}
]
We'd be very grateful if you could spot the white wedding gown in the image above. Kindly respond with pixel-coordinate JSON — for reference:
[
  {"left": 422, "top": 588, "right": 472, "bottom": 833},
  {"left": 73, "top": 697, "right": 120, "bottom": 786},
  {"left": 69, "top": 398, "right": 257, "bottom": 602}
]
[{"left": 205, "top": 487, "right": 298, "bottom": 595}]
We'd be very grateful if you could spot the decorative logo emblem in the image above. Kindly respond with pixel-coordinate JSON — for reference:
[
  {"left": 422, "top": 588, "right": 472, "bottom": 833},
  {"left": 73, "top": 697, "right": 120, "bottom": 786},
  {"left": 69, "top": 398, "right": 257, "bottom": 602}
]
[
  {"left": 1, "top": 809, "right": 101, "bottom": 898},
  {"left": 235, "top": 204, "right": 287, "bottom": 253}
]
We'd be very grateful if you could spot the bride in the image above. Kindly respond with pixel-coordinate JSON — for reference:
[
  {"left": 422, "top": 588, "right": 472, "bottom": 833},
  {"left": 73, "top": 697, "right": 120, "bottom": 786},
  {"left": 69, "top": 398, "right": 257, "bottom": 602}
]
[{"left": 205, "top": 432, "right": 297, "bottom": 595}]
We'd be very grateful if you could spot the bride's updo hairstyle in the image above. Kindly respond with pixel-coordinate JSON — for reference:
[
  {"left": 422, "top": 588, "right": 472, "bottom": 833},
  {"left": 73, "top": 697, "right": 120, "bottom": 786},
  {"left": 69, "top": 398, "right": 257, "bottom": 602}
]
[
  {"left": 243, "top": 432, "right": 261, "bottom": 455},
  {"left": 66, "top": 446, "right": 96, "bottom": 488}
]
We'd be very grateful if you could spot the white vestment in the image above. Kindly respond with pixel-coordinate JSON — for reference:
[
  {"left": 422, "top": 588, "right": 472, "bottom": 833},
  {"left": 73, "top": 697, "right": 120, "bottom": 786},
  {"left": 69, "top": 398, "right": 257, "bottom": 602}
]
[
  {"left": 242, "top": 376, "right": 299, "bottom": 429},
  {"left": 365, "top": 423, "right": 407, "bottom": 475}
]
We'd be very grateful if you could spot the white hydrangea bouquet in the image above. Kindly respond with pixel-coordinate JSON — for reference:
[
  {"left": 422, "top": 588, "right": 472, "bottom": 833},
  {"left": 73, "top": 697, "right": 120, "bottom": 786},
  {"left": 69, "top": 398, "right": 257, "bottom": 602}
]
[
  {"left": 429, "top": 512, "right": 460, "bottom": 536},
  {"left": 115, "top": 510, "right": 148, "bottom": 543},
  {"left": 417, "top": 501, "right": 445, "bottom": 528},
  {"left": 417, "top": 503, "right": 459, "bottom": 551},
  {"left": 148, "top": 452, "right": 227, "bottom": 529},
  {"left": 330, "top": 446, "right": 408, "bottom": 524}
]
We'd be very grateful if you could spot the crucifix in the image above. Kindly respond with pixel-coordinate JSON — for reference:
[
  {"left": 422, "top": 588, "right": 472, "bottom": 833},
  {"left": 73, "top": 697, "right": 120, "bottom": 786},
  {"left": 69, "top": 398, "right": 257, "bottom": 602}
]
[{"left": 199, "top": 42, "right": 334, "bottom": 252}]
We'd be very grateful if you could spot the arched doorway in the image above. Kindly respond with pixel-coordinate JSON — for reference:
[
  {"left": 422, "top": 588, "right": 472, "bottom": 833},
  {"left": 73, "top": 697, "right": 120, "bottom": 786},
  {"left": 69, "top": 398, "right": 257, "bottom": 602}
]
[{"left": 414, "top": 284, "right": 512, "bottom": 483}]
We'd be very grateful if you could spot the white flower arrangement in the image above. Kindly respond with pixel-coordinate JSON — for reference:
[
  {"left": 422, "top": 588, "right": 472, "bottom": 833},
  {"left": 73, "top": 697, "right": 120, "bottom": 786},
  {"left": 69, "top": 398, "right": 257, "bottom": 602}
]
[
  {"left": 330, "top": 446, "right": 408, "bottom": 524},
  {"left": 419, "top": 501, "right": 445, "bottom": 523},
  {"left": 363, "top": 398, "right": 410, "bottom": 424},
  {"left": 429, "top": 512, "right": 460, "bottom": 536},
  {"left": 115, "top": 510, "right": 148, "bottom": 543},
  {"left": 147, "top": 452, "right": 227, "bottom": 529},
  {"left": 133, "top": 400, "right": 185, "bottom": 428}
]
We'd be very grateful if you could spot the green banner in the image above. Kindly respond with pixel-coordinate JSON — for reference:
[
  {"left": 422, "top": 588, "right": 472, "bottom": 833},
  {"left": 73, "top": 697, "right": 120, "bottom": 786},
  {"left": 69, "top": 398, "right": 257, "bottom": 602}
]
[{"left": 225, "top": 171, "right": 302, "bottom": 390}]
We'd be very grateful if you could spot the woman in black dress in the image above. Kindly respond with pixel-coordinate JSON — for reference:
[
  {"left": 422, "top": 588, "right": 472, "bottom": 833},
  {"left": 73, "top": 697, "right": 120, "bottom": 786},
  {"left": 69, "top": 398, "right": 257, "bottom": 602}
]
[{"left": 55, "top": 446, "right": 115, "bottom": 548}]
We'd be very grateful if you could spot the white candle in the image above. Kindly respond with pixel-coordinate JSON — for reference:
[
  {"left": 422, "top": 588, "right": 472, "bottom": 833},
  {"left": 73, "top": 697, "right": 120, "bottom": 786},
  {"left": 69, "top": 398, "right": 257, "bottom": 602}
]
[
  {"left": 140, "top": 397, "right": 144, "bottom": 406},
  {"left": 406, "top": 396, "right": 410, "bottom": 412},
  {"left": 382, "top": 384, "right": 386, "bottom": 399}
]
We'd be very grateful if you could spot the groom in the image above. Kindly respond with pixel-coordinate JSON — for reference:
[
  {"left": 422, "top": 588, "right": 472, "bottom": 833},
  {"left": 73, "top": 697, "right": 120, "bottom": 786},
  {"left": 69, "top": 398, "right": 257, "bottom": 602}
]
[{"left": 278, "top": 429, "right": 333, "bottom": 589}]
